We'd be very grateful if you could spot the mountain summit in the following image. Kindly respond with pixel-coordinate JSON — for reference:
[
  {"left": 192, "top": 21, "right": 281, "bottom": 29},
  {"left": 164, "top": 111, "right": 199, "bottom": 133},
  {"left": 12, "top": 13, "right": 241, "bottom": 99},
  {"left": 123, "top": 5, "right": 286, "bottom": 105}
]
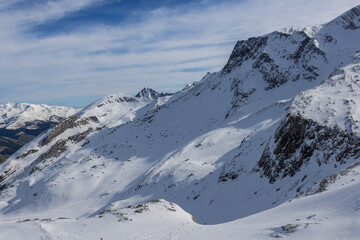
[
  {"left": 1, "top": 6, "right": 360, "bottom": 239},
  {"left": 135, "top": 87, "right": 161, "bottom": 99},
  {"left": 135, "top": 87, "right": 172, "bottom": 99}
]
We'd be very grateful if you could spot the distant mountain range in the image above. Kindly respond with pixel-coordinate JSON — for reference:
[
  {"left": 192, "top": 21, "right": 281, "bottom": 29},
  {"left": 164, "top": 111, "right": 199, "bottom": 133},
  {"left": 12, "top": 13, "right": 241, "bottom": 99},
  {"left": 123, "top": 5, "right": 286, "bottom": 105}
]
[
  {"left": 0, "top": 103, "right": 78, "bottom": 163},
  {"left": 1, "top": 5, "right": 360, "bottom": 239}
]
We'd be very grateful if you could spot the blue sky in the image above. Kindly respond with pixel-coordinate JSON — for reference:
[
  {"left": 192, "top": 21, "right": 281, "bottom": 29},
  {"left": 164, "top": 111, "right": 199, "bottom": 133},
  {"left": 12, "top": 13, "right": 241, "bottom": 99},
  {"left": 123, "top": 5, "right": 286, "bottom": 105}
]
[{"left": 0, "top": 0, "right": 359, "bottom": 107}]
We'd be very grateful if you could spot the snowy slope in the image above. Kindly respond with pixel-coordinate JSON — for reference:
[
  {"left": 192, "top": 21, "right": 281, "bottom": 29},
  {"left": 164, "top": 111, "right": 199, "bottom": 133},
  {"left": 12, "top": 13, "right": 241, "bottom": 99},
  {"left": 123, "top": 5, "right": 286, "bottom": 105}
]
[
  {"left": 1, "top": 162, "right": 359, "bottom": 240},
  {"left": 1, "top": 5, "right": 360, "bottom": 239}
]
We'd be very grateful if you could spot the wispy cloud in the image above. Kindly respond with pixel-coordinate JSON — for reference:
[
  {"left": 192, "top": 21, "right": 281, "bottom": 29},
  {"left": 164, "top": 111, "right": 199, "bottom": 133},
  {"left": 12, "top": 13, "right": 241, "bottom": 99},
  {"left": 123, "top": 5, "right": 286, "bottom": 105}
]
[
  {"left": 1, "top": 0, "right": 105, "bottom": 24},
  {"left": 0, "top": 0, "right": 359, "bottom": 106}
]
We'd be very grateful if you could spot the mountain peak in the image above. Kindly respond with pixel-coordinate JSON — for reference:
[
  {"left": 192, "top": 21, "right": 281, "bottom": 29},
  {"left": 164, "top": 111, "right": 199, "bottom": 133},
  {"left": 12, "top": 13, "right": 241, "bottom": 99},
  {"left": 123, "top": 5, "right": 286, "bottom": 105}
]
[
  {"left": 135, "top": 87, "right": 173, "bottom": 99},
  {"left": 327, "top": 5, "right": 360, "bottom": 29},
  {"left": 135, "top": 87, "right": 160, "bottom": 99}
]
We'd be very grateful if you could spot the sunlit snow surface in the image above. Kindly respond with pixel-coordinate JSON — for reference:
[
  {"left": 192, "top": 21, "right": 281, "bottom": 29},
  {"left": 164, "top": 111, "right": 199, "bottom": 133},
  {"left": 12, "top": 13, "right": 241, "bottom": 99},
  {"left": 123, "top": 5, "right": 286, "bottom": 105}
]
[
  {"left": 0, "top": 169, "right": 359, "bottom": 239},
  {"left": 1, "top": 5, "right": 360, "bottom": 240}
]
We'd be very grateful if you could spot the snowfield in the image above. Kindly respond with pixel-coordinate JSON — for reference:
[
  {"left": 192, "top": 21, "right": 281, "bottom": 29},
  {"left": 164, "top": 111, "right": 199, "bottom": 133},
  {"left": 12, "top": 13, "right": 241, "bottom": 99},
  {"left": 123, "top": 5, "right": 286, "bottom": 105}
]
[
  {"left": 1, "top": 5, "right": 360, "bottom": 240},
  {"left": 0, "top": 167, "right": 359, "bottom": 239}
]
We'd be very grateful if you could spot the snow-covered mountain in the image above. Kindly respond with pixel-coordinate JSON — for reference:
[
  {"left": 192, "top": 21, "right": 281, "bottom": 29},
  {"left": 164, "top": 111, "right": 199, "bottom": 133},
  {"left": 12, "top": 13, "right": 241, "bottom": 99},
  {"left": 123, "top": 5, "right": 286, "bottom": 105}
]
[
  {"left": 1, "top": 5, "right": 360, "bottom": 239},
  {"left": 0, "top": 102, "right": 77, "bottom": 130},
  {"left": 0, "top": 103, "right": 78, "bottom": 163}
]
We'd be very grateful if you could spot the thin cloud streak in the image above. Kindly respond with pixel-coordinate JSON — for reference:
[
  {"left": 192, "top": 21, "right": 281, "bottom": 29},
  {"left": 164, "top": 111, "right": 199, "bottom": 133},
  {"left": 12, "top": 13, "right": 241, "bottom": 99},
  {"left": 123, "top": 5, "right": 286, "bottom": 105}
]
[
  {"left": 1, "top": 0, "right": 106, "bottom": 24},
  {"left": 0, "top": 0, "right": 359, "bottom": 106}
]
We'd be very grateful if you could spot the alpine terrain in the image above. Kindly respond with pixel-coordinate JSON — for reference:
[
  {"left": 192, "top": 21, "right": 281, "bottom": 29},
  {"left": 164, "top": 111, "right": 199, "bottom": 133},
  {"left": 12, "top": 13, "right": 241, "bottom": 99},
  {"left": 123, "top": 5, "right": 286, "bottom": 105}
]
[
  {"left": 0, "top": 103, "right": 77, "bottom": 163},
  {"left": 1, "top": 5, "right": 360, "bottom": 239}
]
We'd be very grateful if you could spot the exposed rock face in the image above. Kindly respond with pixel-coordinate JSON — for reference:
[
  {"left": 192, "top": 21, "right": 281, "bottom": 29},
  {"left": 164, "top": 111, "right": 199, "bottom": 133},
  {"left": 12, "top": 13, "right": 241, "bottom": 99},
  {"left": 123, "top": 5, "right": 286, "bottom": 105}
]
[
  {"left": 39, "top": 117, "right": 79, "bottom": 147},
  {"left": 135, "top": 87, "right": 172, "bottom": 99},
  {"left": 256, "top": 114, "right": 360, "bottom": 183},
  {"left": 253, "top": 32, "right": 325, "bottom": 88},
  {"left": 39, "top": 116, "right": 99, "bottom": 147},
  {"left": 222, "top": 36, "right": 269, "bottom": 74},
  {"left": 96, "top": 96, "right": 138, "bottom": 108},
  {"left": 223, "top": 31, "right": 326, "bottom": 88},
  {"left": 136, "top": 87, "right": 160, "bottom": 99},
  {"left": 328, "top": 5, "right": 360, "bottom": 30},
  {"left": 68, "top": 128, "right": 93, "bottom": 144},
  {"left": 39, "top": 139, "right": 68, "bottom": 163},
  {"left": 310, "top": 161, "right": 360, "bottom": 194},
  {"left": 224, "top": 30, "right": 327, "bottom": 118},
  {"left": 16, "top": 149, "right": 38, "bottom": 159},
  {"left": 29, "top": 127, "right": 96, "bottom": 174}
]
